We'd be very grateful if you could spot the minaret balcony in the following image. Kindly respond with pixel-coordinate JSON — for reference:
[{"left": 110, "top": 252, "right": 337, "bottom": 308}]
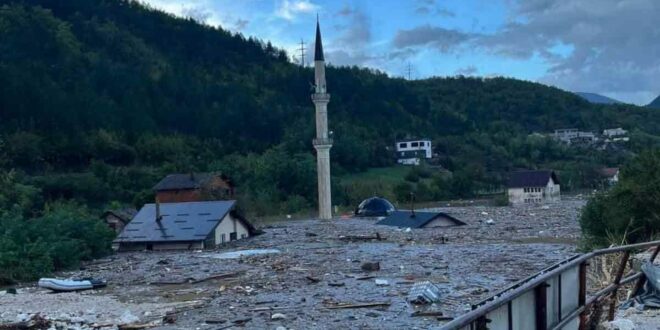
[
  {"left": 312, "top": 93, "right": 330, "bottom": 102},
  {"left": 313, "top": 138, "right": 333, "bottom": 147}
]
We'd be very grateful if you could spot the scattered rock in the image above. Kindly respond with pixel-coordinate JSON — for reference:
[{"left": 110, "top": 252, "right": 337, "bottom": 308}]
[{"left": 271, "top": 313, "right": 287, "bottom": 320}]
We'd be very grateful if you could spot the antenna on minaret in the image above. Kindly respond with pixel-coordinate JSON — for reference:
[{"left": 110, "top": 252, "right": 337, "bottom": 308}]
[{"left": 297, "top": 39, "right": 306, "bottom": 67}]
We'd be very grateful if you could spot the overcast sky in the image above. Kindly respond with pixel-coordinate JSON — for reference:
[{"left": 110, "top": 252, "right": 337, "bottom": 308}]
[{"left": 140, "top": 0, "right": 660, "bottom": 105}]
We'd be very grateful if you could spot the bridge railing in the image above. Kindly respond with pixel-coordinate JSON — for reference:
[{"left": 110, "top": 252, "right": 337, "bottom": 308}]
[{"left": 441, "top": 240, "right": 660, "bottom": 330}]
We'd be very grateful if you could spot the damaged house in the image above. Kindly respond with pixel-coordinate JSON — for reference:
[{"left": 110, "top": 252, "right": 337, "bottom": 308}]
[
  {"left": 377, "top": 210, "right": 466, "bottom": 228},
  {"left": 507, "top": 170, "right": 560, "bottom": 205},
  {"left": 113, "top": 200, "right": 255, "bottom": 251},
  {"left": 153, "top": 173, "right": 235, "bottom": 203},
  {"left": 102, "top": 208, "right": 137, "bottom": 234}
]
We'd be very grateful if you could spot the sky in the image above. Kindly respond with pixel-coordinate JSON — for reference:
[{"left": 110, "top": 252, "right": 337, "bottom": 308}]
[{"left": 140, "top": 0, "right": 660, "bottom": 106}]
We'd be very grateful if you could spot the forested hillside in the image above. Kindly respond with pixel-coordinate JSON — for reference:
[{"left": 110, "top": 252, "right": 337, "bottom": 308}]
[{"left": 1, "top": 0, "right": 659, "bottom": 216}]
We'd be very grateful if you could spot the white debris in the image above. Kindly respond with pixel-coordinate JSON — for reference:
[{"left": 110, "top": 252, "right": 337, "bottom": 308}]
[
  {"left": 119, "top": 310, "right": 139, "bottom": 324},
  {"left": 481, "top": 211, "right": 488, "bottom": 215},
  {"left": 541, "top": 205, "right": 550, "bottom": 210},
  {"left": 405, "top": 228, "right": 412, "bottom": 232},
  {"left": 485, "top": 219, "right": 494, "bottom": 225},
  {"left": 606, "top": 318, "right": 635, "bottom": 330},
  {"left": 271, "top": 313, "right": 287, "bottom": 320},
  {"left": 375, "top": 279, "right": 389, "bottom": 286},
  {"left": 200, "top": 249, "right": 281, "bottom": 259}
]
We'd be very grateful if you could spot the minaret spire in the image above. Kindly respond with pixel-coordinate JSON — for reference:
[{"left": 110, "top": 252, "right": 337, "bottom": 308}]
[{"left": 311, "top": 18, "right": 332, "bottom": 220}]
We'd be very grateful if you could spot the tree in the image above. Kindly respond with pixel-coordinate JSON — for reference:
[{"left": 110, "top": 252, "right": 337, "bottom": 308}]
[{"left": 580, "top": 150, "right": 660, "bottom": 248}]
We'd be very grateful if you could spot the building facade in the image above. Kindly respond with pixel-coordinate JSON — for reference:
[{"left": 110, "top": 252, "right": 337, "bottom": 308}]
[
  {"left": 507, "top": 170, "right": 561, "bottom": 205},
  {"left": 395, "top": 139, "right": 432, "bottom": 165}
]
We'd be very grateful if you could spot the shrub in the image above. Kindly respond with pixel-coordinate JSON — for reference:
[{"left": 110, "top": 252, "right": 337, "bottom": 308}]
[
  {"left": 0, "top": 203, "right": 114, "bottom": 283},
  {"left": 580, "top": 150, "right": 660, "bottom": 248}
]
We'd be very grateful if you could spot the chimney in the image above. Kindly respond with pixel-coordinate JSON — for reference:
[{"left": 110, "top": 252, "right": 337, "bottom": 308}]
[{"left": 155, "top": 196, "right": 162, "bottom": 222}]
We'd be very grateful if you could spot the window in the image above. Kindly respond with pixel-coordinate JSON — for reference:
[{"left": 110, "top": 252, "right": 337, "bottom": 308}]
[
  {"left": 399, "top": 143, "right": 407, "bottom": 148},
  {"left": 221, "top": 233, "right": 226, "bottom": 243},
  {"left": 241, "top": 234, "right": 247, "bottom": 239},
  {"left": 411, "top": 142, "right": 419, "bottom": 147},
  {"left": 230, "top": 232, "right": 237, "bottom": 241}
]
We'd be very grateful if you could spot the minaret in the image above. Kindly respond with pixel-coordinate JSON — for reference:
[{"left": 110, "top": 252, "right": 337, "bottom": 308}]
[{"left": 312, "top": 19, "right": 332, "bottom": 220}]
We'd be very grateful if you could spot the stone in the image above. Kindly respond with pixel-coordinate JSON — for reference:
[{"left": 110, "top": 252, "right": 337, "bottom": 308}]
[{"left": 271, "top": 313, "right": 287, "bottom": 320}]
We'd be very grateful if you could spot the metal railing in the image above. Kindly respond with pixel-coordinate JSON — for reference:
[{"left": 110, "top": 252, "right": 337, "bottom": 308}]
[{"left": 441, "top": 240, "right": 660, "bottom": 330}]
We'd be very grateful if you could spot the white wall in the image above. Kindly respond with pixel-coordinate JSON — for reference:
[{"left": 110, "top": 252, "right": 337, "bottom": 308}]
[
  {"left": 395, "top": 140, "right": 432, "bottom": 158},
  {"left": 214, "top": 213, "right": 250, "bottom": 245},
  {"left": 508, "top": 178, "right": 561, "bottom": 205}
]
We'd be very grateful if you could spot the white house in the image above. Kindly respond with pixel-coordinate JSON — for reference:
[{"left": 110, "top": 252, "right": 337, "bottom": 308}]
[
  {"left": 395, "top": 139, "right": 432, "bottom": 165},
  {"left": 113, "top": 200, "right": 255, "bottom": 251},
  {"left": 507, "top": 170, "right": 561, "bottom": 205}
]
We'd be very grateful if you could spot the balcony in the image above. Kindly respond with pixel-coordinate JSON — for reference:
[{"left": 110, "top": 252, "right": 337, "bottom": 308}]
[
  {"left": 313, "top": 138, "right": 333, "bottom": 146},
  {"left": 311, "top": 93, "right": 330, "bottom": 102}
]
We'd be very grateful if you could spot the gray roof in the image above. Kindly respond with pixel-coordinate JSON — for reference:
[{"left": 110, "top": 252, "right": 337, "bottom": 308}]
[
  {"left": 152, "top": 173, "right": 214, "bottom": 191},
  {"left": 114, "top": 200, "right": 238, "bottom": 243},
  {"left": 508, "top": 170, "right": 559, "bottom": 188},
  {"left": 376, "top": 210, "right": 466, "bottom": 228}
]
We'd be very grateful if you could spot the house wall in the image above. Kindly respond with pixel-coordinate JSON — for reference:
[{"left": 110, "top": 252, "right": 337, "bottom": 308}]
[
  {"left": 424, "top": 217, "right": 461, "bottom": 228},
  {"left": 156, "top": 189, "right": 203, "bottom": 203},
  {"left": 508, "top": 179, "right": 561, "bottom": 205},
  {"left": 213, "top": 213, "right": 250, "bottom": 246},
  {"left": 395, "top": 140, "right": 432, "bottom": 158}
]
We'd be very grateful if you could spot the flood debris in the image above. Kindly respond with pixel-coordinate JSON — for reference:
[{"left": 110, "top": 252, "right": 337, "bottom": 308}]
[
  {"left": 0, "top": 199, "right": 588, "bottom": 329},
  {"left": 339, "top": 233, "right": 384, "bottom": 241},
  {"left": 408, "top": 281, "right": 442, "bottom": 305},
  {"left": 200, "top": 249, "right": 281, "bottom": 259},
  {"left": 0, "top": 314, "right": 49, "bottom": 330},
  {"left": 324, "top": 301, "right": 391, "bottom": 310},
  {"left": 361, "top": 262, "right": 381, "bottom": 272},
  {"left": 375, "top": 279, "right": 389, "bottom": 286}
]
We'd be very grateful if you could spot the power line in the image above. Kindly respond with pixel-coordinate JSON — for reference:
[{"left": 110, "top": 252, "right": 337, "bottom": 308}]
[
  {"left": 297, "top": 39, "right": 306, "bottom": 67},
  {"left": 406, "top": 62, "right": 412, "bottom": 80}
]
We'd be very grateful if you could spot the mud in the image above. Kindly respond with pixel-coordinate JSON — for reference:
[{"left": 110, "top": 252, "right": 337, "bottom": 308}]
[{"left": 0, "top": 199, "right": 586, "bottom": 329}]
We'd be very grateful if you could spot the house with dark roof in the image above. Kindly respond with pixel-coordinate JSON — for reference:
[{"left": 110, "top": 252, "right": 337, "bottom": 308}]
[
  {"left": 376, "top": 210, "right": 466, "bottom": 228},
  {"left": 507, "top": 170, "right": 560, "bottom": 205},
  {"left": 113, "top": 200, "right": 255, "bottom": 251},
  {"left": 153, "top": 173, "right": 234, "bottom": 203},
  {"left": 102, "top": 208, "right": 137, "bottom": 234}
]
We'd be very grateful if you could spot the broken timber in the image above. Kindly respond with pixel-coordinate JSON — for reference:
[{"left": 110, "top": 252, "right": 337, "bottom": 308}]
[
  {"left": 338, "top": 233, "right": 385, "bottom": 241},
  {"left": 324, "top": 302, "right": 391, "bottom": 310}
]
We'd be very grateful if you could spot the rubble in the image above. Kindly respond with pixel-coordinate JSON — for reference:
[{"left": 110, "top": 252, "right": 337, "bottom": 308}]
[{"left": 0, "top": 199, "right": 587, "bottom": 329}]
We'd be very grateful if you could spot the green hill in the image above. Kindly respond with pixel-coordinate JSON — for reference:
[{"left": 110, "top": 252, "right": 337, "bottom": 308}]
[{"left": 1, "top": 0, "right": 659, "bottom": 213}]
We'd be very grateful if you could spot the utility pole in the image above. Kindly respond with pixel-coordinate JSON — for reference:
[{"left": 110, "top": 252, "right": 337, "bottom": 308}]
[
  {"left": 406, "top": 62, "right": 412, "bottom": 80},
  {"left": 297, "top": 39, "right": 306, "bottom": 67}
]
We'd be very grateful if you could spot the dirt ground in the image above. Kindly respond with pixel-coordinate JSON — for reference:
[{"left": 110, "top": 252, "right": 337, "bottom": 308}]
[{"left": 1, "top": 199, "right": 591, "bottom": 329}]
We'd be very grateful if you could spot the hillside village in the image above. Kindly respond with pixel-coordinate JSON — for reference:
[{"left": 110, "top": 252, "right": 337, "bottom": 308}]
[{"left": 1, "top": 1, "right": 660, "bottom": 330}]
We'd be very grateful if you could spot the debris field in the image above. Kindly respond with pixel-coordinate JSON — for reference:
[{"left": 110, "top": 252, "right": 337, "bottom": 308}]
[{"left": 0, "top": 199, "right": 586, "bottom": 329}]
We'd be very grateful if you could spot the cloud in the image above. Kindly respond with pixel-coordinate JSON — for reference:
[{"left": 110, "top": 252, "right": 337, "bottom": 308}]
[
  {"left": 275, "top": 0, "right": 319, "bottom": 21},
  {"left": 393, "top": 25, "right": 472, "bottom": 52},
  {"left": 455, "top": 65, "right": 478, "bottom": 76},
  {"left": 414, "top": 0, "right": 455, "bottom": 17},
  {"left": 320, "top": 6, "right": 378, "bottom": 67},
  {"left": 181, "top": 6, "right": 212, "bottom": 24},
  {"left": 234, "top": 18, "right": 249, "bottom": 30},
  {"left": 475, "top": 0, "right": 660, "bottom": 104}
]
